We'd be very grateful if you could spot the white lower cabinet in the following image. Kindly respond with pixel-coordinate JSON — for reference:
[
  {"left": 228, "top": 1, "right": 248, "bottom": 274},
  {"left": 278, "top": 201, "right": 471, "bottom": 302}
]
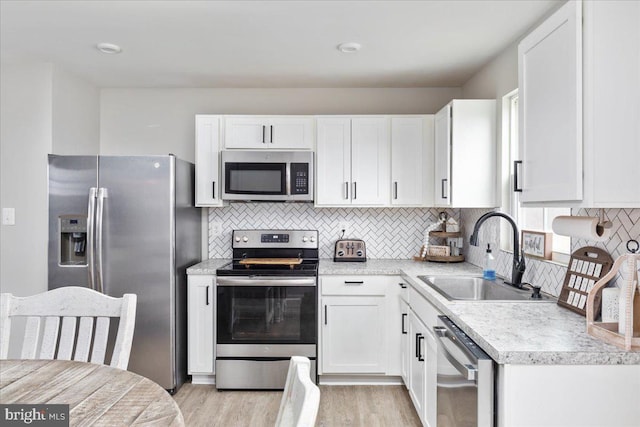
[
  {"left": 319, "top": 275, "right": 404, "bottom": 377},
  {"left": 498, "top": 364, "right": 640, "bottom": 427},
  {"left": 187, "top": 275, "right": 215, "bottom": 382},
  {"left": 321, "top": 295, "right": 386, "bottom": 374},
  {"left": 406, "top": 286, "right": 441, "bottom": 427},
  {"left": 400, "top": 299, "right": 410, "bottom": 387},
  {"left": 408, "top": 310, "right": 428, "bottom": 421}
]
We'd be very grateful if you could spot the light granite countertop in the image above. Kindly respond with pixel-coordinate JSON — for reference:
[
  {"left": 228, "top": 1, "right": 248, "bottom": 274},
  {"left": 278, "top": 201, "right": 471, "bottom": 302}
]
[
  {"left": 186, "top": 258, "right": 231, "bottom": 274},
  {"left": 187, "top": 258, "right": 640, "bottom": 365}
]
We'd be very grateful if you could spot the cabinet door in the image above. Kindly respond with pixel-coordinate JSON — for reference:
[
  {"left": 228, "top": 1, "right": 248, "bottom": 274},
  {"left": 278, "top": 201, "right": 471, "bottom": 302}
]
[
  {"left": 408, "top": 311, "right": 427, "bottom": 421},
  {"left": 316, "top": 118, "right": 352, "bottom": 206},
  {"left": 584, "top": 0, "right": 640, "bottom": 207},
  {"left": 187, "top": 275, "right": 214, "bottom": 374},
  {"left": 195, "top": 115, "right": 223, "bottom": 207},
  {"left": 391, "top": 117, "right": 433, "bottom": 206},
  {"left": 434, "top": 104, "right": 451, "bottom": 207},
  {"left": 269, "top": 117, "right": 314, "bottom": 149},
  {"left": 450, "top": 100, "right": 497, "bottom": 208},
  {"left": 386, "top": 279, "right": 404, "bottom": 377},
  {"left": 400, "top": 300, "right": 410, "bottom": 388},
  {"left": 321, "top": 296, "right": 386, "bottom": 374},
  {"left": 518, "top": 1, "right": 582, "bottom": 203},
  {"left": 224, "top": 117, "right": 269, "bottom": 148},
  {"left": 351, "top": 118, "right": 390, "bottom": 205}
]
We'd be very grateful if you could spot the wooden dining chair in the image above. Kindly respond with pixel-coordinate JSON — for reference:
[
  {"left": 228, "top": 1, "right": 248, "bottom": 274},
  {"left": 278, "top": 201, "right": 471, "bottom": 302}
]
[
  {"left": 0, "top": 287, "right": 137, "bottom": 370},
  {"left": 275, "top": 356, "right": 321, "bottom": 427}
]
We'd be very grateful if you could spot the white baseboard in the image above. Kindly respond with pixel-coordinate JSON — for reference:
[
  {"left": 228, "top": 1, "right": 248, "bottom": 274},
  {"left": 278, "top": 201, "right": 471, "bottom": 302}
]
[
  {"left": 319, "top": 375, "right": 403, "bottom": 386},
  {"left": 190, "top": 374, "right": 216, "bottom": 385}
]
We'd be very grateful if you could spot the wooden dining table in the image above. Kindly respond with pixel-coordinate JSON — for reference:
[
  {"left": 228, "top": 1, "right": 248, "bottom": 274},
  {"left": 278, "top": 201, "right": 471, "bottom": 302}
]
[{"left": 0, "top": 359, "right": 185, "bottom": 426}]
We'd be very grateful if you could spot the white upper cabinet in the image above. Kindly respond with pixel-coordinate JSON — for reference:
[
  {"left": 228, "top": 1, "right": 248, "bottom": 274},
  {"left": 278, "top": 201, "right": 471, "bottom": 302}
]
[
  {"left": 391, "top": 116, "right": 434, "bottom": 206},
  {"left": 315, "top": 118, "right": 351, "bottom": 206},
  {"left": 583, "top": 0, "right": 640, "bottom": 207},
  {"left": 224, "top": 116, "right": 314, "bottom": 149},
  {"left": 434, "top": 100, "right": 497, "bottom": 208},
  {"left": 195, "top": 115, "right": 223, "bottom": 207},
  {"left": 351, "top": 118, "right": 390, "bottom": 205},
  {"left": 519, "top": 0, "right": 639, "bottom": 207},
  {"left": 315, "top": 117, "right": 390, "bottom": 207},
  {"left": 518, "top": 0, "right": 583, "bottom": 204}
]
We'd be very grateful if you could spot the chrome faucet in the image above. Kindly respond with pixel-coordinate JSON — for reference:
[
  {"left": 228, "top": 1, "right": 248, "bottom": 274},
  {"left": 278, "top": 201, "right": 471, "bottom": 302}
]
[{"left": 470, "top": 212, "right": 526, "bottom": 287}]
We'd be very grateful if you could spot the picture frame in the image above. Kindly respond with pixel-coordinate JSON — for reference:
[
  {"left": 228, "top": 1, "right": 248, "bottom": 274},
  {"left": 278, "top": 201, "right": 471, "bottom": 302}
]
[{"left": 521, "top": 230, "right": 553, "bottom": 260}]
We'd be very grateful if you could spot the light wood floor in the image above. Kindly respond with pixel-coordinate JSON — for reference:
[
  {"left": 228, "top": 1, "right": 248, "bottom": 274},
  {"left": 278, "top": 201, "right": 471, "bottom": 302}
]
[{"left": 173, "top": 383, "right": 421, "bottom": 427}]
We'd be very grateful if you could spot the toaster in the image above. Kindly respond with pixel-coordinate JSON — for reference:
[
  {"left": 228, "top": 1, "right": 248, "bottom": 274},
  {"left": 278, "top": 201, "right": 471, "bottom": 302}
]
[{"left": 333, "top": 239, "right": 367, "bottom": 262}]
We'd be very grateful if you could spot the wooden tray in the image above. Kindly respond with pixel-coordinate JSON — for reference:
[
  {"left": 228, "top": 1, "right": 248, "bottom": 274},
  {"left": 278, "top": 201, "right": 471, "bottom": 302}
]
[
  {"left": 557, "top": 246, "right": 613, "bottom": 317},
  {"left": 239, "top": 258, "right": 302, "bottom": 269},
  {"left": 429, "top": 231, "right": 462, "bottom": 238}
]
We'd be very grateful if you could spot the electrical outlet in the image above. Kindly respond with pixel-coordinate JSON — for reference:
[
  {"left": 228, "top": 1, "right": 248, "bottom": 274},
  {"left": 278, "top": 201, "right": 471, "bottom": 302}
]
[
  {"left": 2, "top": 208, "right": 15, "bottom": 226},
  {"left": 211, "top": 221, "right": 223, "bottom": 237},
  {"left": 337, "top": 221, "right": 350, "bottom": 237}
]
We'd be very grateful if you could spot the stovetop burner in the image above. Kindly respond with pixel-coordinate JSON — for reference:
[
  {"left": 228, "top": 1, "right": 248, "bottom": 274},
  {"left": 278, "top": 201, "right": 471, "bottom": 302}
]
[
  {"left": 216, "top": 259, "right": 319, "bottom": 276},
  {"left": 216, "top": 229, "right": 319, "bottom": 277}
]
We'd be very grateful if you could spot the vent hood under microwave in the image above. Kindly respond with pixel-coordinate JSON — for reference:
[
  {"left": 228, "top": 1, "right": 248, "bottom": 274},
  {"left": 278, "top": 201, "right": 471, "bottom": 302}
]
[{"left": 221, "top": 150, "right": 314, "bottom": 202}]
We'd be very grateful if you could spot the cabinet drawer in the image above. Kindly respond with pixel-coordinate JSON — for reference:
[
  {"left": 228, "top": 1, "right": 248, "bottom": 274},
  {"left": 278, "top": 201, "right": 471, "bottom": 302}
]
[
  {"left": 321, "top": 276, "right": 389, "bottom": 296},
  {"left": 409, "top": 286, "right": 441, "bottom": 330}
]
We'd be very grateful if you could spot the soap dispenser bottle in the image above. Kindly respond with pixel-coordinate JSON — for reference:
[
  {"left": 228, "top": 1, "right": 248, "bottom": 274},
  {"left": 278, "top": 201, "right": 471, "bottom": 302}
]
[{"left": 483, "top": 244, "right": 496, "bottom": 280}]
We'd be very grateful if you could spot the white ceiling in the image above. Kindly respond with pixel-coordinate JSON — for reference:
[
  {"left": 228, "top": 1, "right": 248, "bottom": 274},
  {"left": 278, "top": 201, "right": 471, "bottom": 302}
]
[{"left": 0, "top": 0, "right": 560, "bottom": 88}]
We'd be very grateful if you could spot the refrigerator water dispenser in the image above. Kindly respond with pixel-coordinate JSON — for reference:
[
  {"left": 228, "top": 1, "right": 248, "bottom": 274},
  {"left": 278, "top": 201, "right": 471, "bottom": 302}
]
[{"left": 59, "top": 215, "right": 87, "bottom": 266}]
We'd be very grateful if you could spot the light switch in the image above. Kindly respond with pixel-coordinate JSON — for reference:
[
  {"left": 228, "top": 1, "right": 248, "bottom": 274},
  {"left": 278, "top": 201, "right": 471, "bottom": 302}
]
[{"left": 2, "top": 208, "right": 15, "bottom": 225}]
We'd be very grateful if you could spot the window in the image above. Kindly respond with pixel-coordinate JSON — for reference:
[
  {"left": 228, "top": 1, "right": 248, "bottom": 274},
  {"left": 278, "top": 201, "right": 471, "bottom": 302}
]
[{"left": 502, "top": 91, "right": 570, "bottom": 264}]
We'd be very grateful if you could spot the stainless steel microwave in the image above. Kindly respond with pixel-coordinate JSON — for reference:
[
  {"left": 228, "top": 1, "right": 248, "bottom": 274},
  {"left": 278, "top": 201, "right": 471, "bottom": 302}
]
[{"left": 221, "top": 150, "right": 314, "bottom": 201}]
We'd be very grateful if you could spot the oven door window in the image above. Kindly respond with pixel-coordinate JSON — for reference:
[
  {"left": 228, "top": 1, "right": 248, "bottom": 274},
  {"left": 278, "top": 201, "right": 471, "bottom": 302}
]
[
  {"left": 217, "top": 286, "right": 316, "bottom": 344},
  {"left": 225, "top": 162, "right": 286, "bottom": 195}
]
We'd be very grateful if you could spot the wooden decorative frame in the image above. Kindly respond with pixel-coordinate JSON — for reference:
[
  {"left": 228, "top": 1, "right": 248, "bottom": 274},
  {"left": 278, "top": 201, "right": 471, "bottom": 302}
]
[{"left": 521, "top": 230, "right": 552, "bottom": 260}]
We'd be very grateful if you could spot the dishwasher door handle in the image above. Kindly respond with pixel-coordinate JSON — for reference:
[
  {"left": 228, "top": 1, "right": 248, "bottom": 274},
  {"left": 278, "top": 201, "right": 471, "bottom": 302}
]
[{"left": 434, "top": 326, "right": 477, "bottom": 381}]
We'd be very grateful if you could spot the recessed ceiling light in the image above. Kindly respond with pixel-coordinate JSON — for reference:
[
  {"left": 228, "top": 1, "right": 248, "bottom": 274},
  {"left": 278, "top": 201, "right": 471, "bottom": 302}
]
[
  {"left": 337, "top": 42, "right": 361, "bottom": 53},
  {"left": 96, "top": 43, "right": 122, "bottom": 54}
]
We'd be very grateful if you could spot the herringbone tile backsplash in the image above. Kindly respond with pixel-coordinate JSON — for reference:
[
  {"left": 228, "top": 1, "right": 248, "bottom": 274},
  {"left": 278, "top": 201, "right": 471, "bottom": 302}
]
[
  {"left": 207, "top": 204, "right": 639, "bottom": 298},
  {"left": 461, "top": 208, "right": 640, "bottom": 297},
  {"left": 207, "top": 204, "right": 459, "bottom": 259}
]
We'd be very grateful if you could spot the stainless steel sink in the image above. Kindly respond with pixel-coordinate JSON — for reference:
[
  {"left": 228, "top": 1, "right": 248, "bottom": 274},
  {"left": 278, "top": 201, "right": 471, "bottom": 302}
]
[{"left": 417, "top": 275, "right": 553, "bottom": 302}]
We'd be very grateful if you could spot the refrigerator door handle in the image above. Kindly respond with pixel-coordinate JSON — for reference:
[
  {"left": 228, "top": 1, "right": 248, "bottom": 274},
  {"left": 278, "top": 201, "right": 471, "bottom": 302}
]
[
  {"left": 95, "top": 187, "right": 109, "bottom": 294},
  {"left": 87, "top": 187, "right": 98, "bottom": 291}
]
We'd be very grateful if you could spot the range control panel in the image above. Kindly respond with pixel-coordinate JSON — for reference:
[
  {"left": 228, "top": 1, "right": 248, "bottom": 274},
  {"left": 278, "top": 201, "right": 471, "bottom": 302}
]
[
  {"left": 233, "top": 229, "right": 318, "bottom": 249},
  {"left": 334, "top": 239, "right": 367, "bottom": 262}
]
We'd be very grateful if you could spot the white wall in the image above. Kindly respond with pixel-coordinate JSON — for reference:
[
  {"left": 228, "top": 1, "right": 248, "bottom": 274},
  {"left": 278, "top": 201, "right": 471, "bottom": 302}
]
[
  {"left": 52, "top": 65, "right": 100, "bottom": 155},
  {"left": 99, "top": 87, "right": 461, "bottom": 161},
  {"left": 0, "top": 63, "right": 54, "bottom": 296},
  {"left": 0, "top": 63, "right": 100, "bottom": 296}
]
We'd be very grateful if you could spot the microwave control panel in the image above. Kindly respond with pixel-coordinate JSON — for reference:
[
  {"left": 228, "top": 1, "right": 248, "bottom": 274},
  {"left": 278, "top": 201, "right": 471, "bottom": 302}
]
[{"left": 290, "top": 163, "right": 309, "bottom": 194}]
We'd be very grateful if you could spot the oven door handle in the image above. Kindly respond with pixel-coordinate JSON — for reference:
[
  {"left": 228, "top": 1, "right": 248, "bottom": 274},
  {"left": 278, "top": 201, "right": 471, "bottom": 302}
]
[
  {"left": 216, "top": 277, "right": 316, "bottom": 287},
  {"left": 434, "top": 326, "right": 477, "bottom": 381}
]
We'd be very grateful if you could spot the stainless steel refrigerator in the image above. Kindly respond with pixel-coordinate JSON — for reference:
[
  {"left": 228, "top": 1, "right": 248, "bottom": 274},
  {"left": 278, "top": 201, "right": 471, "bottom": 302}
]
[{"left": 47, "top": 154, "right": 201, "bottom": 393}]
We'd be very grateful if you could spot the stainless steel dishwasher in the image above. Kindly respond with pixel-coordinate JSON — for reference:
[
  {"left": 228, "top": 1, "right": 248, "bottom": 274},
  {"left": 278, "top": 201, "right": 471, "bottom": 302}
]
[{"left": 433, "top": 316, "right": 495, "bottom": 427}]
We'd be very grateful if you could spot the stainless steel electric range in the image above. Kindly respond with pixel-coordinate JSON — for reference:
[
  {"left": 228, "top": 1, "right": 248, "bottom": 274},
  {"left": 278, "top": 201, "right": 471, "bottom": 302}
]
[{"left": 215, "top": 229, "right": 318, "bottom": 390}]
